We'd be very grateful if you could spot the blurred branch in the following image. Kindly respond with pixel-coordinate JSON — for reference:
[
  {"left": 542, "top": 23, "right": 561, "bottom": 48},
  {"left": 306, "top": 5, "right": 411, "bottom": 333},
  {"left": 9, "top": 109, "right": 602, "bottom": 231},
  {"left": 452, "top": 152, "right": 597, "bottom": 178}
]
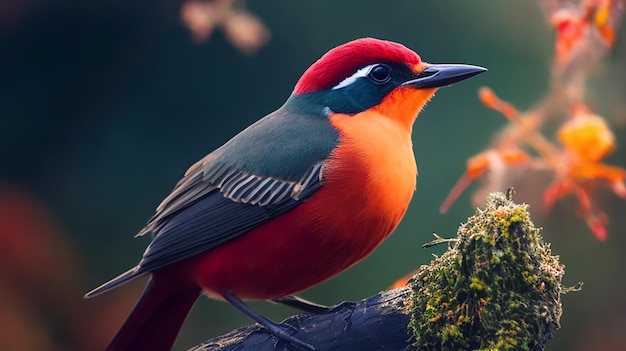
[
  {"left": 441, "top": 0, "right": 626, "bottom": 241},
  {"left": 191, "top": 191, "right": 570, "bottom": 351}
]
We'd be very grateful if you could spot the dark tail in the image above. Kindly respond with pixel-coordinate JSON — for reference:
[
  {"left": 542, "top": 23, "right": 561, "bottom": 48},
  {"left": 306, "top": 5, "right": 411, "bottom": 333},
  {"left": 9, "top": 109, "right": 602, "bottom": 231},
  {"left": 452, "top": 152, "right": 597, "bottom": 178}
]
[{"left": 106, "top": 275, "right": 201, "bottom": 351}]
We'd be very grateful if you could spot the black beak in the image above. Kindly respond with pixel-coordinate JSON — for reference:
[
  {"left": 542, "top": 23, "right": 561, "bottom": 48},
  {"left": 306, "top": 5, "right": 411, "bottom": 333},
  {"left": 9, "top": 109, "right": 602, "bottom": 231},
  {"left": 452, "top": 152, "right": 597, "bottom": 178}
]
[{"left": 402, "top": 64, "right": 487, "bottom": 89}]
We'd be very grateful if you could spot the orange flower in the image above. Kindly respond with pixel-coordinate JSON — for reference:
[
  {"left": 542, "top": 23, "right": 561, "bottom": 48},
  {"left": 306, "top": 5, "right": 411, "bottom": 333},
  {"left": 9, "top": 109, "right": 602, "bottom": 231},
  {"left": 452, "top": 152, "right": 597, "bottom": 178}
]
[
  {"left": 558, "top": 104, "right": 614, "bottom": 162},
  {"left": 551, "top": 0, "right": 618, "bottom": 64}
]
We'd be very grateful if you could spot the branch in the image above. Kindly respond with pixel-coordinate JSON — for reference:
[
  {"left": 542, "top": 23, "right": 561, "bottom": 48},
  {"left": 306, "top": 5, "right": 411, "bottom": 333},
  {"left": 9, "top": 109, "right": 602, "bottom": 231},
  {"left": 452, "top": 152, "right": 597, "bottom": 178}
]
[
  {"left": 190, "top": 190, "right": 576, "bottom": 351},
  {"left": 189, "top": 288, "right": 412, "bottom": 351}
]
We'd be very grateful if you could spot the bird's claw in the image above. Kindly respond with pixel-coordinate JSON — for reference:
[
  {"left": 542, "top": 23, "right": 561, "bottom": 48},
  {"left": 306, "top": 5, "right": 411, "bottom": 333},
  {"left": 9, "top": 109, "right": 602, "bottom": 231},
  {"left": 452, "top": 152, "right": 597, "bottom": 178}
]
[
  {"left": 327, "top": 300, "right": 356, "bottom": 313},
  {"left": 224, "top": 292, "right": 314, "bottom": 350},
  {"left": 265, "top": 323, "right": 315, "bottom": 350}
]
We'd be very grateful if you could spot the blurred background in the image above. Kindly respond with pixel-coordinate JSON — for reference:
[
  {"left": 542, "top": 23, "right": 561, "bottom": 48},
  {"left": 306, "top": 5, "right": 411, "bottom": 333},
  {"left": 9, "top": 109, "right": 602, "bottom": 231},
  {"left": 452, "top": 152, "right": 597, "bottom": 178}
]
[{"left": 1, "top": 1, "right": 625, "bottom": 350}]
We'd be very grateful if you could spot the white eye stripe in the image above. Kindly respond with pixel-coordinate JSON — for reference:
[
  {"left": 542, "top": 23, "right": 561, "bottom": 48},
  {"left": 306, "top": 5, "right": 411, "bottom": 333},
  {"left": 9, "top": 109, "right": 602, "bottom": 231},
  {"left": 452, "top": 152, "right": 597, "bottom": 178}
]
[{"left": 331, "top": 64, "right": 378, "bottom": 90}]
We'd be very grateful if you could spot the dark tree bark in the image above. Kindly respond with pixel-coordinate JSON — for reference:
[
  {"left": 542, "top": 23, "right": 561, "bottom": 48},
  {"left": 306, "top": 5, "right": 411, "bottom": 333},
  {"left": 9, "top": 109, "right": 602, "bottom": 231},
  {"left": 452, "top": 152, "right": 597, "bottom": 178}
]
[{"left": 189, "top": 287, "right": 413, "bottom": 351}]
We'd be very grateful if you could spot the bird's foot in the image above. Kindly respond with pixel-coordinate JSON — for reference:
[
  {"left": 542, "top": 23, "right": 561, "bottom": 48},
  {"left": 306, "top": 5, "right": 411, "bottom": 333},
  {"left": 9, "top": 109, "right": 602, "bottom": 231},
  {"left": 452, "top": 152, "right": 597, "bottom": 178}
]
[
  {"left": 327, "top": 300, "right": 357, "bottom": 313},
  {"left": 265, "top": 322, "right": 315, "bottom": 351},
  {"left": 223, "top": 292, "right": 315, "bottom": 350}
]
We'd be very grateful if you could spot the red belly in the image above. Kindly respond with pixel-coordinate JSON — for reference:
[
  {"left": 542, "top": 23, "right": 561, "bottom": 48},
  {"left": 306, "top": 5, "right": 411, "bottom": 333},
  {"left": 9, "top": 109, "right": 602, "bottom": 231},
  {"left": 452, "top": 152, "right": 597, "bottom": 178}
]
[{"left": 191, "top": 186, "right": 402, "bottom": 300}]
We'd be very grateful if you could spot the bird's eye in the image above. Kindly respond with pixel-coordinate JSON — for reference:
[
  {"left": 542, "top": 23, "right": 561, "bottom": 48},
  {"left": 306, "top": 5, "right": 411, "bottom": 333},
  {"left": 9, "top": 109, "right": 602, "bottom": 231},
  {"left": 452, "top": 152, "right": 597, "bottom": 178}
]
[{"left": 368, "top": 64, "right": 391, "bottom": 84}]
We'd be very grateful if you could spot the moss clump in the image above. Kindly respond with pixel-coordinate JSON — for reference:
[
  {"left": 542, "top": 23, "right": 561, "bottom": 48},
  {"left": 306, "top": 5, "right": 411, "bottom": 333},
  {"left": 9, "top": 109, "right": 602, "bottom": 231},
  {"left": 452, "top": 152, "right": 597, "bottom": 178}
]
[{"left": 409, "top": 190, "right": 567, "bottom": 351}]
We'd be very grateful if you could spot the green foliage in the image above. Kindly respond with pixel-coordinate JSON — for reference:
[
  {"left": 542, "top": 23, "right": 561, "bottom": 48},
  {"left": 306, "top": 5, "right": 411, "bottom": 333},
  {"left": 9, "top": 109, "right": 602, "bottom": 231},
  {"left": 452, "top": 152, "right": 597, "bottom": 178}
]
[{"left": 410, "top": 190, "right": 567, "bottom": 351}]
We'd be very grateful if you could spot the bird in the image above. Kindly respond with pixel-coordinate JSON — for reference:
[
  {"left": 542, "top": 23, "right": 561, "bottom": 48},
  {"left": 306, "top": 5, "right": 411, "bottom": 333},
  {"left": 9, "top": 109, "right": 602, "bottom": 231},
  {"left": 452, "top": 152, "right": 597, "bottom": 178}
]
[{"left": 85, "top": 37, "right": 486, "bottom": 351}]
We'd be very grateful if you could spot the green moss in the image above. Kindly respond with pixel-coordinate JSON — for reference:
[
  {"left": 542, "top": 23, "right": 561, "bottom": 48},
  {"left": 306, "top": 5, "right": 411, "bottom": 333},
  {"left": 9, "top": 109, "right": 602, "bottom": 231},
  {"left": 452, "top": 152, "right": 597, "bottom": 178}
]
[{"left": 409, "top": 190, "right": 570, "bottom": 351}]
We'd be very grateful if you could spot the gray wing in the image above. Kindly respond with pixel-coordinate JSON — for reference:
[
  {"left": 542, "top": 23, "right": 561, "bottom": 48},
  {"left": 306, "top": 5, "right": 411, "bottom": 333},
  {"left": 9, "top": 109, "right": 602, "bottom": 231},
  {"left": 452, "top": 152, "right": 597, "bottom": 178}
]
[{"left": 85, "top": 105, "right": 338, "bottom": 298}]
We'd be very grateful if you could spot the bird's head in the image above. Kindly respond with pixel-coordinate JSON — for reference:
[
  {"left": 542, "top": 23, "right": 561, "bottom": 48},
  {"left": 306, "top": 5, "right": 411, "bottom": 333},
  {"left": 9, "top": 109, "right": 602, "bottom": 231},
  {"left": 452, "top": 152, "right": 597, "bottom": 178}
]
[{"left": 289, "top": 38, "right": 486, "bottom": 130}]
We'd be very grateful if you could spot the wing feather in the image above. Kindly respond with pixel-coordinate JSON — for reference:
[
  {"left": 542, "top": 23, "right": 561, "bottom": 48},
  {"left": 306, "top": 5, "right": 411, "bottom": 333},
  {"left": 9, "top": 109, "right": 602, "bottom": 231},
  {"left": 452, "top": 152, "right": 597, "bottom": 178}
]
[
  {"left": 87, "top": 100, "right": 338, "bottom": 297},
  {"left": 86, "top": 161, "right": 325, "bottom": 297}
]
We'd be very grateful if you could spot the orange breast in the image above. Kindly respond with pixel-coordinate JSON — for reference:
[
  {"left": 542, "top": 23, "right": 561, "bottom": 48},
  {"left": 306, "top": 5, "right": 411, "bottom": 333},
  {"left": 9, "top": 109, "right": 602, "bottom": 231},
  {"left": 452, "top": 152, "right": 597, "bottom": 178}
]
[{"left": 193, "top": 90, "right": 424, "bottom": 300}]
